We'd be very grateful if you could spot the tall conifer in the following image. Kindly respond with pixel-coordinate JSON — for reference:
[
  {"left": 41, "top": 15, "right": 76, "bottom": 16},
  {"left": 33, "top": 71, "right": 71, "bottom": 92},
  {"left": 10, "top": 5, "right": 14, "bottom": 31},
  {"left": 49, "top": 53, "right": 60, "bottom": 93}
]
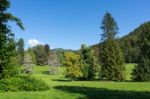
[{"left": 100, "top": 12, "right": 125, "bottom": 81}]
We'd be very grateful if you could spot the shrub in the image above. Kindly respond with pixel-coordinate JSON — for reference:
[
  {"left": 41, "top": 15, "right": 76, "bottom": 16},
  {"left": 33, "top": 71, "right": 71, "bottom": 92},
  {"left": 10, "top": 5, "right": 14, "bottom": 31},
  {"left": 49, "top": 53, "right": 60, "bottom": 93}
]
[{"left": 0, "top": 76, "right": 49, "bottom": 92}]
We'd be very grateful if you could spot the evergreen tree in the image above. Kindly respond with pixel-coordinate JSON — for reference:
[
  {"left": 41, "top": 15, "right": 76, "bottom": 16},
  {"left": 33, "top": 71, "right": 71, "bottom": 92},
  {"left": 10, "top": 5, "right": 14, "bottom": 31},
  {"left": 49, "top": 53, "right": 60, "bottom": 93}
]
[
  {"left": 100, "top": 12, "right": 125, "bottom": 81},
  {"left": 0, "top": 0, "right": 24, "bottom": 79},
  {"left": 44, "top": 44, "right": 50, "bottom": 65},
  {"left": 16, "top": 38, "right": 25, "bottom": 65},
  {"left": 132, "top": 22, "right": 150, "bottom": 81},
  {"left": 80, "top": 44, "right": 99, "bottom": 80},
  {"left": 101, "top": 12, "right": 118, "bottom": 41},
  {"left": 33, "top": 45, "right": 47, "bottom": 66},
  {"left": 100, "top": 40, "right": 125, "bottom": 81}
]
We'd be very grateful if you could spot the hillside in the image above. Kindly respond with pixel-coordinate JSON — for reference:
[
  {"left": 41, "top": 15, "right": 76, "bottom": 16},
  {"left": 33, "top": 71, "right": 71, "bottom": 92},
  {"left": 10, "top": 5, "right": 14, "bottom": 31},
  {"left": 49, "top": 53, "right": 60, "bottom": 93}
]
[{"left": 91, "top": 21, "right": 150, "bottom": 63}]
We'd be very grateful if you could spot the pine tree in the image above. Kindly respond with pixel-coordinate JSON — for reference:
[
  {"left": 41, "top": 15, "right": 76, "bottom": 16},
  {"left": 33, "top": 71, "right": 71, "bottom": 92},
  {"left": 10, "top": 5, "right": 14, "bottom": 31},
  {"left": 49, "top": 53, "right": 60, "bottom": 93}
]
[
  {"left": 100, "top": 12, "right": 125, "bottom": 81},
  {"left": 132, "top": 22, "right": 150, "bottom": 81},
  {"left": 0, "top": 0, "right": 24, "bottom": 79},
  {"left": 16, "top": 38, "right": 25, "bottom": 65},
  {"left": 101, "top": 12, "right": 118, "bottom": 41},
  {"left": 80, "top": 44, "right": 99, "bottom": 80}
]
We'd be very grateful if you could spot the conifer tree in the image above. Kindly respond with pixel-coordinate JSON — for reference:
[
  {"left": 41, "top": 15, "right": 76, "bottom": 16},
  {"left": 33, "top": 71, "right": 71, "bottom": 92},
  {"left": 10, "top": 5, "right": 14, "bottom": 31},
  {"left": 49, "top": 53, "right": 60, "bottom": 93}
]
[
  {"left": 80, "top": 44, "right": 99, "bottom": 80},
  {"left": 16, "top": 38, "right": 25, "bottom": 65},
  {"left": 33, "top": 45, "right": 47, "bottom": 66},
  {"left": 0, "top": 0, "right": 24, "bottom": 78},
  {"left": 44, "top": 44, "right": 50, "bottom": 65},
  {"left": 100, "top": 12, "right": 125, "bottom": 81},
  {"left": 132, "top": 22, "right": 150, "bottom": 81}
]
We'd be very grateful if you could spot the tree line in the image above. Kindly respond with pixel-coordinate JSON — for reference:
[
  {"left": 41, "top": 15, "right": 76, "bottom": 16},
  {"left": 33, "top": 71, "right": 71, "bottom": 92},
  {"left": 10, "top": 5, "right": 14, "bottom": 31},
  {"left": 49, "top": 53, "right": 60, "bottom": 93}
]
[
  {"left": 0, "top": 0, "right": 150, "bottom": 82},
  {"left": 63, "top": 13, "right": 150, "bottom": 81}
]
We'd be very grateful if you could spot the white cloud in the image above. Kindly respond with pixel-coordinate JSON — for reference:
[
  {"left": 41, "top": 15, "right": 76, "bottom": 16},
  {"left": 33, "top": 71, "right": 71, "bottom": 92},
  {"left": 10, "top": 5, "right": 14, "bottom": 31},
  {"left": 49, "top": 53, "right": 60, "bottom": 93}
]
[{"left": 28, "top": 39, "right": 44, "bottom": 47}]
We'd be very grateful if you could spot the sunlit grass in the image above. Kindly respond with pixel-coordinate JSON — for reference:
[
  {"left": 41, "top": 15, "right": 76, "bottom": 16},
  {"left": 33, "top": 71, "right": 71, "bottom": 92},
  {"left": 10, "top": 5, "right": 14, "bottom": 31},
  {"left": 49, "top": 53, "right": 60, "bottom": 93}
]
[{"left": 0, "top": 63, "right": 150, "bottom": 99}]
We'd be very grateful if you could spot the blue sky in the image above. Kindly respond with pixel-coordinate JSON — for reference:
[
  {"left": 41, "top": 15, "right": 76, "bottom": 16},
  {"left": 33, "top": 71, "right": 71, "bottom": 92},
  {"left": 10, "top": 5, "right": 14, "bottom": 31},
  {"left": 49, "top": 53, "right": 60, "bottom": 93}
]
[{"left": 9, "top": 0, "right": 150, "bottom": 50}]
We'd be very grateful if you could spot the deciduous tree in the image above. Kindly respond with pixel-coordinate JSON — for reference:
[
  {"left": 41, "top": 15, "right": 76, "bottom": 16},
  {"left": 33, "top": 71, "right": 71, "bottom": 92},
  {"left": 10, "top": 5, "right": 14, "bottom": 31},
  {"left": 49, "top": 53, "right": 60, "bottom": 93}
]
[{"left": 63, "top": 52, "right": 83, "bottom": 80}]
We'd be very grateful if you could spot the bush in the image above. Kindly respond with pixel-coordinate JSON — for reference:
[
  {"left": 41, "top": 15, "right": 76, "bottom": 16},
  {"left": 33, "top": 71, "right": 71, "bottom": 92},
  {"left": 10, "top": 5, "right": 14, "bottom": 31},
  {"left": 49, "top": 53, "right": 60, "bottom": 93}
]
[{"left": 0, "top": 76, "right": 49, "bottom": 92}]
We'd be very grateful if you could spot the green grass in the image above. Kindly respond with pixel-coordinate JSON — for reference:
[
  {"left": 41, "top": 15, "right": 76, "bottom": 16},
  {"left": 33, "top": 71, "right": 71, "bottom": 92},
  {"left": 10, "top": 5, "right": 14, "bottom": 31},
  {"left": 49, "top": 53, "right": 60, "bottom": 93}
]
[
  {"left": 0, "top": 63, "right": 150, "bottom": 99},
  {"left": 125, "top": 63, "right": 136, "bottom": 80}
]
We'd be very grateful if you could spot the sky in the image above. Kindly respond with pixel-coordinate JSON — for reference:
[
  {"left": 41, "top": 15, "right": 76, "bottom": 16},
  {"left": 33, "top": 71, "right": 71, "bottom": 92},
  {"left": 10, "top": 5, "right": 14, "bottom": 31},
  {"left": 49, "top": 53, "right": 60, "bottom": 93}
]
[{"left": 9, "top": 0, "right": 150, "bottom": 50}]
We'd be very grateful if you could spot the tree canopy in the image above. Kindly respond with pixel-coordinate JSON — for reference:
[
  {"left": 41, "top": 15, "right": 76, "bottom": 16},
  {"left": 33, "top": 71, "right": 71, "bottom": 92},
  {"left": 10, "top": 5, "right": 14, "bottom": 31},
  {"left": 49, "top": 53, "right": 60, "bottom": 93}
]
[{"left": 0, "top": 0, "right": 24, "bottom": 78}]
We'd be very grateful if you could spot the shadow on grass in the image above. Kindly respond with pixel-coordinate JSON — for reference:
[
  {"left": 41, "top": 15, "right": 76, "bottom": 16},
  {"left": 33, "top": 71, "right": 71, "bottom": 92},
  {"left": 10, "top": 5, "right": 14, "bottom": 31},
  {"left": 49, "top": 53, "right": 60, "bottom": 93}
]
[
  {"left": 52, "top": 79, "right": 73, "bottom": 82},
  {"left": 54, "top": 86, "right": 150, "bottom": 99},
  {"left": 42, "top": 71, "right": 49, "bottom": 75}
]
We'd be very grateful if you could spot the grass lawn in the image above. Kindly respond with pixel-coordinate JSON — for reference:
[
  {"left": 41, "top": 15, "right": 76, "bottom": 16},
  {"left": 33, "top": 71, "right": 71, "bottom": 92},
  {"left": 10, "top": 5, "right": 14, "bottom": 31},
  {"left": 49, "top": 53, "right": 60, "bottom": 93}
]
[{"left": 0, "top": 63, "right": 150, "bottom": 99}]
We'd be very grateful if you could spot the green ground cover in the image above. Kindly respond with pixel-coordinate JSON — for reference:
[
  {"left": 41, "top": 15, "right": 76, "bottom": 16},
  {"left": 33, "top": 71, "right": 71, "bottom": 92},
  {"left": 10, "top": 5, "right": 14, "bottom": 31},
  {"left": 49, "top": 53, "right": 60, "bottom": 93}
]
[{"left": 0, "top": 63, "right": 150, "bottom": 99}]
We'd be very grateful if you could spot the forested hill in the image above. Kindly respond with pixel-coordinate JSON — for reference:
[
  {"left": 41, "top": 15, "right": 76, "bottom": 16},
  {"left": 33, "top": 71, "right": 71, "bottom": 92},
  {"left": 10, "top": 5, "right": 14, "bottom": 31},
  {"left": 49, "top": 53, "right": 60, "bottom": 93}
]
[
  {"left": 91, "top": 21, "right": 150, "bottom": 63},
  {"left": 49, "top": 22, "right": 150, "bottom": 64}
]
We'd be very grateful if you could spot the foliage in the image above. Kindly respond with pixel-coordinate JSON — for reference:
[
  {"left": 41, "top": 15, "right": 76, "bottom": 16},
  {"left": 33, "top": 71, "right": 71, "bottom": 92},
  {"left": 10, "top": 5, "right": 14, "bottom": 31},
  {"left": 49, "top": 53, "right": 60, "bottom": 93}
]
[
  {"left": 100, "top": 40, "right": 125, "bottom": 81},
  {"left": 119, "top": 33, "right": 139, "bottom": 63},
  {"left": 26, "top": 48, "right": 36, "bottom": 64},
  {"left": 91, "top": 21, "right": 150, "bottom": 63},
  {"left": 33, "top": 45, "right": 47, "bottom": 66},
  {"left": 100, "top": 12, "right": 125, "bottom": 81},
  {"left": 0, "top": 0, "right": 24, "bottom": 79},
  {"left": 63, "top": 52, "right": 83, "bottom": 80},
  {"left": 44, "top": 44, "right": 50, "bottom": 65},
  {"left": 1, "top": 64, "right": 150, "bottom": 99},
  {"left": 16, "top": 38, "right": 25, "bottom": 65},
  {"left": 0, "top": 75, "right": 49, "bottom": 92},
  {"left": 101, "top": 12, "right": 118, "bottom": 41},
  {"left": 80, "top": 44, "right": 100, "bottom": 80},
  {"left": 23, "top": 52, "right": 34, "bottom": 74},
  {"left": 49, "top": 48, "right": 75, "bottom": 66},
  {"left": 132, "top": 22, "right": 150, "bottom": 81},
  {"left": 49, "top": 50, "right": 60, "bottom": 66}
]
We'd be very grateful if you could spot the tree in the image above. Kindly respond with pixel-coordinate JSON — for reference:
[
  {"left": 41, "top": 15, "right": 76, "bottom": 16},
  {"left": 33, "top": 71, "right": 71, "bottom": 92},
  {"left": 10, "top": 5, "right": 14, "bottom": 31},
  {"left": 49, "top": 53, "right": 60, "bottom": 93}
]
[
  {"left": 0, "top": 0, "right": 24, "bottom": 79},
  {"left": 16, "top": 38, "right": 25, "bottom": 65},
  {"left": 49, "top": 51, "right": 60, "bottom": 66},
  {"left": 44, "top": 44, "right": 50, "bottom": 65},
  {"left": 100, "top": 12, "right": 125, "bottom": 81},
  {"left": 33, "top": 45, "right": 47, "bottom": 66},
  {"left": 100, "top": 40, "right": 125, "bottom": 81},
  {"left": 132, "top": 22, "right": 150, "bottom": 81},
  {"left": 23, "top": 52, "right": 33, "bottom": 74},
  {"left": 80, "top": 44, "right": 99, "bottom": 80},
  {"left": 26, "top": 48, "right": 36, "bottom": 64},
  {"left": 63, "top": 52, "right": 83, "bottom": 80},
  {"left": 101, "top": 12, "right": 118, "bottom": 41}
]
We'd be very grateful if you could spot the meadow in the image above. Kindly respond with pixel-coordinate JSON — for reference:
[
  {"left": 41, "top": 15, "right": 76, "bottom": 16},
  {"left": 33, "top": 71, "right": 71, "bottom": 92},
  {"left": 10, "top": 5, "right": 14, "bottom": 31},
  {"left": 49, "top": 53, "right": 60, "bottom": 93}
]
[{"left": 0, "top": 63, "right": 150, "bottom": 99}]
